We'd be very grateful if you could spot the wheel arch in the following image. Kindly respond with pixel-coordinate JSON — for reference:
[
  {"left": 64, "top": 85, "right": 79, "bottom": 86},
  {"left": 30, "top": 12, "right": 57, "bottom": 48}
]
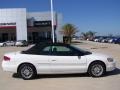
[
  {"left": 88, "top": 60, "right": 106, "bottom": 72},
  {"left": 17, "top": 62, "right": 37, "bottom": 74}
]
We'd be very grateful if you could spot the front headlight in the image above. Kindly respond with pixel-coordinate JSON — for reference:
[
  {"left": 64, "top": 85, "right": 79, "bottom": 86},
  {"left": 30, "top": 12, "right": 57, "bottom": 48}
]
[{"left": 107, "top": 58, "right": 114, "bottom": 62}]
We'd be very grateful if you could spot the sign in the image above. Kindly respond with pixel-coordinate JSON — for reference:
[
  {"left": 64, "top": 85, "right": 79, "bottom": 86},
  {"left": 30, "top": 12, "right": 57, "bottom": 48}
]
[
  {"left": 0, "top": 22, "right": 16, "bottom": 26},
  {"left": 34, "top": 21, "right": 51, "bottom": 27},
  {"left": 0, "top": 22, "right": 16, "bottom": 28}
]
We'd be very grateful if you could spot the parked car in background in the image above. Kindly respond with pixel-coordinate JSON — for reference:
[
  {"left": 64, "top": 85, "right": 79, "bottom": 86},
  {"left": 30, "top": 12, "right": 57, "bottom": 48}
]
[
  {"left": 15, "top": 40, "right": 28, "bottom": 47},
  {"left": 2, "top": 43, "right": 116, "bottom": 80},
  {"left": 94, "top": 36, "right": 114, "bottom": 43},
  {"left": 87, "top": 38, "right": 94, "bottom": 41},
  {"left": 0, "top": 42, "right": 5, "bottom": 47},
  {"left": 98, "top": 37, "right": 104, "bottom": 42},
  {"left": 101, "top": 38, "right": 111, "bottom": 43},
  {"left": 94, "top": 38, "right": 99, "bottom": 42},
  {"left": 94, "top": 36, "right": 104, "bottom": 42},
  {"left": 0, "top": 41, "right": 15, "bottom": 47},
  {"left": 108, "top": 38, "right": 116, "bottom": 43},
  {"left": 101, "top": 38, "right": 107, "bottom": 43},
  {"left": 112, "top": 38, "right": 120, "bottom": 44},
  {"left": 5, "top": 41, "right": 15, "bottom": 46},
  {"left": 93, "top": 37, "right": 100, "bottom": 42}
]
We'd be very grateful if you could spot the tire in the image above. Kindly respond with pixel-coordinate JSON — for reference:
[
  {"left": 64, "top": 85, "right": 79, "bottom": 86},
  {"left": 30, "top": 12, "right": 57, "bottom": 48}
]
[
  {"left": 88, "top": 62, "right": 105, "bottom": 77},
  {"left": 3, "top": 43, "right": 6, "bottom": 47},
  {"left": 18, "top": 64, "right": 37, "bottom": 80}
]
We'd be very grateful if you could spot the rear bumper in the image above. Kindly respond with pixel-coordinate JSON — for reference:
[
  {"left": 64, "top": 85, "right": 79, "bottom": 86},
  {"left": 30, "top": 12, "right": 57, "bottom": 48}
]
[{"left": 2, "top": 61, "right": 17, "bottom": 73}]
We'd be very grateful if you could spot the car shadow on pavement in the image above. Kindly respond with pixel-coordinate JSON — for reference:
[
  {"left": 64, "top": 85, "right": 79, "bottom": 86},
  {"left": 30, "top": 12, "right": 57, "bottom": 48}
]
[
  {"left": 12, "top": 73, "right": 89, "bottom": 80},
  {"left": 36, "top": 73, "right": 89, "bottom": 79},
  {"left": 104, "top": 68, "right": 120, "bottom": 77},
  {"left": 12, "top": 68, "right": 120, "bottom": 80}
]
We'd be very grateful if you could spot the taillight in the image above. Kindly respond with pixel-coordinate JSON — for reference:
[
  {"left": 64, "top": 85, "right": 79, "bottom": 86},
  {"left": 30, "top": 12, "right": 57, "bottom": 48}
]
[{"left": 4, "top": 56, "right": 10, "bottom": 61}]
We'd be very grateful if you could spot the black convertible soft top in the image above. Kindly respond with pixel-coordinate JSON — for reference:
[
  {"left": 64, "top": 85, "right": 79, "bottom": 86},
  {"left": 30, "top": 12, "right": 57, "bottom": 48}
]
[{"left": 22, "top": 43, "right": 70, "bottom": 54}]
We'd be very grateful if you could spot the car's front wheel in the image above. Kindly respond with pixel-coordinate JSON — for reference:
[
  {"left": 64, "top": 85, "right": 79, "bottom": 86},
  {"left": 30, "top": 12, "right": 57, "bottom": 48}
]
[
  {"left": 18, "top": 64, "right": 37, "bottom": 80},
  {"left": 88, "top": 62, "right": 105, "bottom": 77}
]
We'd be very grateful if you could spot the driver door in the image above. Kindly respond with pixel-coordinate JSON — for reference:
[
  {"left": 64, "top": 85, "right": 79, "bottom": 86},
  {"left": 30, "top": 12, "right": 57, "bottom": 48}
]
[{"left": 49, "top": 45, "right": 87, "bottom": 74}]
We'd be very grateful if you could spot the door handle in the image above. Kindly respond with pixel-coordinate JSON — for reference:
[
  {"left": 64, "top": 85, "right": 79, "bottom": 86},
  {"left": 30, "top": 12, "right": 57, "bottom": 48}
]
[{"left": 52, "top": 60, "right": 56, "bottom": 61}]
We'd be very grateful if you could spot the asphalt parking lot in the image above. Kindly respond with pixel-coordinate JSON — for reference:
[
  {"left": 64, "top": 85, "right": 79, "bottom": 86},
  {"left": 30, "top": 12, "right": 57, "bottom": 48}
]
[{"left": 0, "top": 41, "right": 120, "bottom": 90}]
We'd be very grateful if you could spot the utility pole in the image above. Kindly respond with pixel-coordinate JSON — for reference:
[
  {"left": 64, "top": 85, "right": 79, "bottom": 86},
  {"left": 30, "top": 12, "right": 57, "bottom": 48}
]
[{"left": 50, "top": 0, "right": 55, "bottom": 43}]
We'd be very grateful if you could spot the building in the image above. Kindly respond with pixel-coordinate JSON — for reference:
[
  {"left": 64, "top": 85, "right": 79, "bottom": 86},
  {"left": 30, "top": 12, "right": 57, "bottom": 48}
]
[{"left": 0, "top": 8, "right": 63, "bottom": 43}]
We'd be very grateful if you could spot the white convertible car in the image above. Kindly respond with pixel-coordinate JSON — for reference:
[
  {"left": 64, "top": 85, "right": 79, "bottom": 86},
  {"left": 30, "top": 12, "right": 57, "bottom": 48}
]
[{"left": 2, "top": 43, "right": 116, "bottom": 80}]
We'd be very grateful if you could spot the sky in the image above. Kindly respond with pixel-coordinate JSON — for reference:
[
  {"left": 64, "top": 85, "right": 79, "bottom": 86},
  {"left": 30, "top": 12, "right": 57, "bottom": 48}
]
[{"left": 0, "top": 0, "right": 120, "bottom": 36}]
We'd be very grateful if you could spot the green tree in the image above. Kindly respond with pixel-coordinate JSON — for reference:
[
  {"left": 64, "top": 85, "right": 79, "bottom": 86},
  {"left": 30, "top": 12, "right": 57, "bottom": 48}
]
[
  {"left": 81, "top": 32, "right": 88, "bottom": 40},
  {"left": 81, "top": 31, "right": 96, "bottom": 40},
  {"left": 87, "top": 31, "right": 97, "bottom": 39},
  {"left": 61, "top": 24, "right": 78, "bottom": 43}
]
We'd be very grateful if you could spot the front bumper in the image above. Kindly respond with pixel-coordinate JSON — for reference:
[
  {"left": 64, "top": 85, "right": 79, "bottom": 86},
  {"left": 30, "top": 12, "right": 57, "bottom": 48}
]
[{"left": 106, "top": 62, "right": 116, "bottom": 71}]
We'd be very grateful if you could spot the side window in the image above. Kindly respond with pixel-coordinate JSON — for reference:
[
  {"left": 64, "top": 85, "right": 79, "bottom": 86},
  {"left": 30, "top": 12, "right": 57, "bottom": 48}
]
[
  {"left": 40, "top": 46, "right": 52, "bottom": 55},
  {"left": 43, "top": 46, "right": 52, "bottom": 52},
  {"left": 51, "top": 46, "right": 74, "bottom": 56},
  {"left": 52, "top": 46, "right": 71, "bottom": 52}
]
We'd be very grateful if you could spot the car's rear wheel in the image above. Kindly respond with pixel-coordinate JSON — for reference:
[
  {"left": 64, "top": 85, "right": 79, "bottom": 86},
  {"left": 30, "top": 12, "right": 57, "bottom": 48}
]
[
  {"left": 88, "top": 62, "right": 105, "bottom": 77},
  {"left": 18, "top": 64, "right": 37, "bottom": 80}
]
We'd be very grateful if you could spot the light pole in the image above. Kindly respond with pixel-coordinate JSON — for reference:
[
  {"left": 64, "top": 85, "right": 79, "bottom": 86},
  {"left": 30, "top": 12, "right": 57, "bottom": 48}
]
[{"left": 50, "top": 0, "right": 55, "bottom": 43}]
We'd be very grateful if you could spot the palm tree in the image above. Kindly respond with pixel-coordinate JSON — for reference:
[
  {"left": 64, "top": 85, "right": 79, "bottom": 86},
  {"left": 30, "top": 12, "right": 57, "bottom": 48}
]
[
  {"left": 87, "top": 31, "right": 96, "bottom": 40},
  {"left": 81, "top": 31, "right": 96, "bottom": 40},
  {"left": 81, "top": 32, "right": 88, "bottom": 40},
  {"left": 61, "top": 24, "right": 78, "bottom": 43}
]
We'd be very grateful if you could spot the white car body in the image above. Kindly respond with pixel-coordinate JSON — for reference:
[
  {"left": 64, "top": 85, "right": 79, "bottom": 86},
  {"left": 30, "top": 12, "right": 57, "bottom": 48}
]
[
  {"left": 15, "top": 42, "right": 23, "bottom": 46},
  {"left": 15, "top": 40, "right": 28, "bottom": 46},
  {"left": 0, "top": 41, "right": 15, "bottom": 46},
  {"left": 94, "top": 39, "right": 99, "bottom": 42},
  {"left": 108, "top": 39, "right": 113, "bottom": 43},
  {"left": 101, "top": 39, "right": 105, "bottom": 43},
  {"left": 2, "top": 51, "right": 116, "bottom": 74},
  {"left": 0, "top": 42, "right": 4, "bottom": 47},
  {"left": 5, "top": 41, "right": 15, "bottom": 46}
]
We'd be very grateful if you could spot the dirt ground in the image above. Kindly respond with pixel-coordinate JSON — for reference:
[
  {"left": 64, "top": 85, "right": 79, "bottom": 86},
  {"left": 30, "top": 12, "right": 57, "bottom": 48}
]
[{"left": 0, "top": 41, "right": 120, "bottom": 90}]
